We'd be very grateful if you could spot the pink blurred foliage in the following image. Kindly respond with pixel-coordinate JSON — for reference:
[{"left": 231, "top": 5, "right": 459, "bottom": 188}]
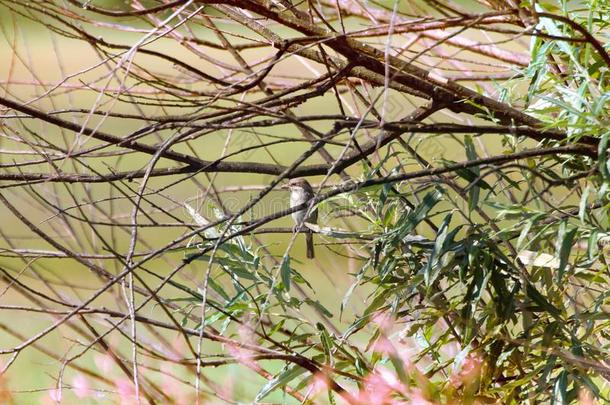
[
  {"left": 345, "top": 312, "right": 438, "bottom": 404},
  {"left": 72, "top": 374, "right": 91, "bottom": 398},
  {"left": 300, "top": 372, "right": 330, "bottom": 401},
  {"left": 370, "top": 312, "right": 418, "bottom": 365},
  {"left": 407, "top": 389, "right": 438, "bottom": 405},
  {"left": 450, "top": 353, "right": 483, "bottom": 388},
  {"left": 0, "top": 363, "right": 13, "bottom": 404},
  {"left": 94, "top": 353, "right": 113, "bottom": 374},
  {"left": 168, "top": 336, "right": 188, "bottom": 362},
  {"left": 347, "top": 367, "right": 437, "bottom": 405},
  {"left": 160, "top": 364, "right": 195, "bottom": 405},
  {"left": 226, "top": 343, "right": 256, "bottom": 369},
  {"left": 371, "top": 335, "right": 396, "bottom": 356},
  {"left": 372, "top": 312, "right": 394, "bottom": 331},
  {"left": 310, "top": 372, "right": 330, "bottom": 396},
  {"left": 226, "top": 322, "right": 259, "bottom": 369},
  {"left": 115, "top": 378, "right": 137, "bottom": 405},
  {"left": 41, "top": 388, "right": 61, "bottom": 405},
  {"left": 579, "top": 388, "right": 597, "bottom": 405},
  {"left": 439, "top": 341, "right": 460, "bottom": 359},
  {"left": 236, "top": 322, "right": 257, "bottom": 347},
  {"left": 214, "top": 374, "right": 235, "bottom": 403}
]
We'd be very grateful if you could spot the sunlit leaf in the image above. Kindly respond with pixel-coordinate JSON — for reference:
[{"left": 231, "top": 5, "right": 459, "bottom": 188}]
[
  {"left": 556, "top": 221, "right": 578, "bottom": 281},
  {"left": 280, "top": 255, "right": 291, "bottom": 292},
  {"left": 255, "top": 365, "right": 307, "bottom": 402}
]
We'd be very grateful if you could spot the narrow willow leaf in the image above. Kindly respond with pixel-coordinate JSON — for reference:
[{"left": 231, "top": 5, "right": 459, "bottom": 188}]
[
  {"left": 598, "top": 131, "right": 610, "bottom": 179},
  {"left": 317, "top": 323, "right": 333, "bottom": 364},
  {"left": 395, "top": 189, "right": 443, "bottom": 240},
  {"left": 307, "top": 299, "right": 333, "bottom": 318},
  {"left": 540, "top": 355, "right": 557, "bottom": 385},
  {"left": 328, "top": 390, "right": 337, "bottom": 405},
  {"left": 454, "top": 168, "right": 493, "bottom": 190},
  {"left": 452, "top": 344, "right": 473, "bottom": 374},
  {"left": 527, "top": 284, "right": 561, "bottom": 318},
  {"left": 592, "top": 91, "right": 610, "bottom": 116},
  {"left": 269, "top": 319, "right": 285, "bottom": 336},
  {"left": 472, "top": 267, "right": 492, "bottom": 304},
  {"left": 281, "top": 255, "right": 291, "bottom": 292},
  {"left": 542, "top": 95, "right": 583, "bottom": 118},
  {"left": 389, "top": 351, "right": 409, "bottom": 385},
  {"left": 464, "top": 136, "right": 480, "bottom": 213},
  {"left": 184, "top": 254, "right": 259, "bottom": 281},
  {"left": 342, "top": 315, "right": 370, "bottom": 340},
  {"left": 364, "top": 290, "right": 391, "bottom": 316},
  {"left": 341, "top": 277, "right": 360, "bottom": 317},
  {"left": 376, "top": 182, "right": 392, "bottom": 216},
  {"left": 526, "top": 39, "right": 554, "bottom": 106},
  {"left": 424, "top": 212, "right": 452, "bottom": 286},
  {"left": 575, "top": 374, "right": 601, "bottom": 398},
  {"left": 255, "top": 365, "right": 307, "bottom": 402},
  {"left": 219, "top": 242, "right": 255, "bottom": 263},
  {"left": 305, "top": 223, "right": 373, "bottom": 239},
  {"left": 208, "top": 276, "right": 230, "bottom": 301},
  {"left": 344, "top": 291, "right": 390, "bottom": 339},
  {"left": 517, "top": 219, "right": 534, "bottom": 251},
  {"left": 556, "top": 222, "right": 577, "bottom": 281},
  {"left": 293, "top": 374, "right": 314, "bottom": 392},
  {"left": 587, "top": 230, "right": 599, "bottom": 261},
  {"left": 579, "top": 186, "right": 591, "bottom": 223},
  {"left": 379, "top": 257, "right": 397, "bottom": 280},
  {"left": 184, "top": 203, "right": 219, "bottom": 239},
  {"left": 553, "top": 370, "right": 569, "bottom": 404}
]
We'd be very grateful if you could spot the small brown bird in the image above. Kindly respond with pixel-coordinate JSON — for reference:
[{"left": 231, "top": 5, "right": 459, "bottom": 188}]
[{"left": 287, "top": 178, "right": 318, "bottom": 259}]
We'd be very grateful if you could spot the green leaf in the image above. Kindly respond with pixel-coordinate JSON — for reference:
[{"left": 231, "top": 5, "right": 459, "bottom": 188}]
[
  {"left": 452, "top": 344, "right": 472, "bottom": 373},
  {"left": 389, "top": 350, "right": 409, "bottom": 386},
  {"left": 454, "top": 168, "right": 493, "bottom": 191},
  {"left": 587, "top": 230, "right": 599, "bottom": 261},
  {"left": 526, "top": 39, "right": 553, "bottom": 106},
  {"left": 379, "top": 257, "right": 398, "bottom": 281},
  {"left": 575, "top": 374, "right": 601, "bottom": 399},
  {"left": 268, "top": 319, "right": 286, "bottom": 336},
  {"left": 341, "top": 276, "right": 361, "bottom": 318},
  {"left": 377, "top": 182, "right": 392, "bottom": 216},
  {"left": 472, "top": 266, "right": 492, "bottom": 304},
  {"left": 317, "top": 323, "right": 334, "bottom": 364},
  {"left": 207, "top": 276, "right": 229, "bottom": 301},
  {"left": 393, "top": 189, "right": 443, "bottom": 242},
  {"left": 464, "top": 136, "right": 480, "bottom": 213},
  {"left": 556, "top": 222, "right": 577, "bottom": 281},
  {"left": 219, "top": 242, "right": 255, "bottom": 263},
  {"left": 306, "top": 299, "right": 333, "bottom": 318},
  {"left": 517, "top": 218, "right": 535, "bottom": 251},
  {"left": 184, "top": 254, "right": 259, "bottom": 281},
  {"left": 541, "top": 354, "right": 557, "bottom": 384},
  {"left": 527, "top": 283, "right": 561, "bottom": 318},
  {"left": 343, "top": 289, "right": 393, "bottom": 339},
  {"left": 598, "top": 131, "right": 610, "bottom": 179},
  {"left": 184, "top": 203, "right": 219, "bottom": 239},
  {"left": 424, "top": 212, "right": 452, "bottom": 286},
  {"left": 553, "top": 370, "right": 569, "bottom": 404},
  {"left": 579, "top": 186, "right": 591, "bottom": 223},
  {"left": 281, "top": 255, "right": 291, "bottom": 292},
  {"left": 255, "top": 365, "right": 307, "bottom": 402}
]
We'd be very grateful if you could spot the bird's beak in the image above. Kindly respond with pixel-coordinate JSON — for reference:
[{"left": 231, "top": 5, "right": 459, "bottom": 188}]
[{"left": 280, "top": 183, "right": 290, "bottom": 190}]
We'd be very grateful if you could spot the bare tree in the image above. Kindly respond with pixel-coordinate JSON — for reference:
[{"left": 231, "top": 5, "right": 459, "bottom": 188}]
[{"left": 0, "top": 0, "right": 608, "bottom": 403}]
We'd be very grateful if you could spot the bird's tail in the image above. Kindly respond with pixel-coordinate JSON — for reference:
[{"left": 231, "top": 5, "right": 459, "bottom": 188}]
[{"left": 306, "top": 232, "right": 315, "bottom": 259}]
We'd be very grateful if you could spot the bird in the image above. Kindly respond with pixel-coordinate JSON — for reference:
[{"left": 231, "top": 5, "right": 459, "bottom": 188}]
[{"left": 286, "top": 178, "right": 318, "bottom": 259}]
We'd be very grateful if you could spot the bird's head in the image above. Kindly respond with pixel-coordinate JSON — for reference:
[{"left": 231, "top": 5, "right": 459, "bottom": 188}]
[{"left": 286, "top": 178, "right": 313, "bottom": 193}]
